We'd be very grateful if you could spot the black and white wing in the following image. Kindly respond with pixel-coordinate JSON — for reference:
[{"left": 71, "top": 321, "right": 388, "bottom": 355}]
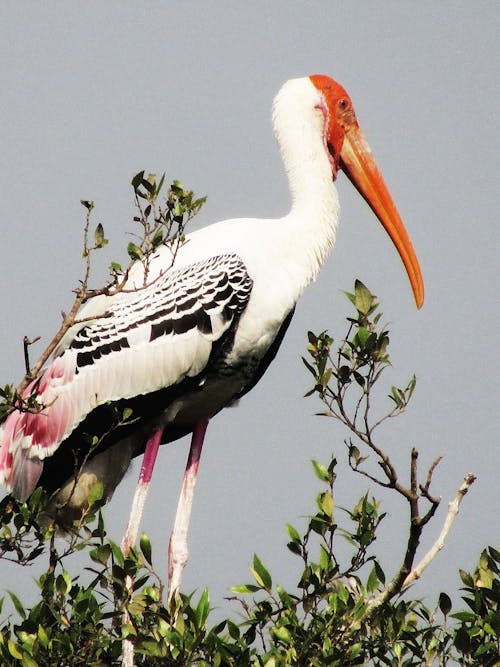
[{"left": 0, "top": 254, "right": 254, "bottom": 484}]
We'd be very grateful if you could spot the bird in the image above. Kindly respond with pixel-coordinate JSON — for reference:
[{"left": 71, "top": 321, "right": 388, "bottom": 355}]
[{"left": 0, "top": 74, "right": 424, "bottom": 598}]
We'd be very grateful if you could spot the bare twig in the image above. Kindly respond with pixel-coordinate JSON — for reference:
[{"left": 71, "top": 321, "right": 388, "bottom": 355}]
[
  {"left": 23, "top": 335, "right": 41, "bottom": 375},
  {"left": 401, "top": 473, "right": 476, "bottom": 591},
  {"left": 420, "top": 456, "right": 442, "bottom": 502},
  {"left": 364, "top": 473, "right": 475, "bottom": 619}
]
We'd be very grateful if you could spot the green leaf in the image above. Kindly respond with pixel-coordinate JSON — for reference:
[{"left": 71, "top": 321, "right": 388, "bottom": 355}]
[
  {"left": 454, "top": 626, "right": 471, "bottom": 653},
  {"left": 229, "top": 584, "right": 259, "bottom": 594},
  {"left": 87, "top": 481, "right": 103, "bottom": 507},
  {"left": 407, "top": 373, "right": 417, "bottom": 399},
  {"left": 271, "top": 625, "right": 292, "bottom": 644},
  {"left": 152, "top": 228, "right": 164, "bottom": 248},
  {"left": 352, "top": 370, "right": 365, "bottom": 388},
  {"left": 127, "top": 242, "right": 143, "bottom": 261},
  {"left": 338, "top": 365, "right": 351, "bottom": 384},
  {"left": 7, "top": 640, "right": 23, "bottom": 659},
  {"left": 109, "top": 540, "right": 125, "bottom": 565},
  {"left": 56, "top": 571, "right": 72, "bottom": 595},
  {"left": 356, "top": 326, "right": 371, "bottom": 346},
  {"left": 483, "top": 622, "right": 496, "bottom": 637},
  {"left": 140, "top": 533, "right": 152, "bottom": 565},
  {"left": 226, "top": 620, "right": 240, "bottom": 639},
  {"left": 137, "top": 640, "right": 163, "bottom": 656},
  {"left": 37, "top": 625, "right": 49, "bottom": 648},
  {"left": 287, "top": 541, "right": 302, "bottom": 556},
  {"left": 450, "top": 610, "right": 476, "bottom": 622},
  {"left": 367, "top": 565, "right": 379, "bottom": 593},
  {"left": 285, "top": 523, "right": 301, "bottom": 544},
  {"left": 374, "top": 333, "right": 389, "bottom": 360},
  {"left": 459, "top": 569, "right": 474, "bottom": 587},
  {"left": 8, "top": 591, "right": 26, "bottom": 619},
  {"left": 251, "top": 554, "right": 272, "bottom": 590},
  {"left": 349, "top": 444, "right": 361, "bottom": 465},
  {"left": 319, "top": 491, "right": 333, "bottom": 517},
  {"left": 171, "top": 179, "right": 184, "bottom": 193},
  {"left": 80, "top": 199, "right": 94, "bottom": 211},
  {"left": 389, "top": 386, "right": 404, "bottom": 408},
  {"left": 131, "top": 170, "right": 145, "bottom": 190},
  {"left": 343, "top": 289, "right": 355, "bottom": 306},
  {"left": 439, "top": 591, "right": 452, "bottom": 616},
  {"left": 307, "top": 330, "right": 318, "bottom": 347},
  {"left": 319, "top": 544, "right": 330, "bottom": 571},
  {"left": 347, "top": 642, "right": 362, "bottom": 658},
  {"left": 90, "top": 543, "right": 111, "bottom": 565},
  {"left": 354, "top": 280, "right": 374, "bottom": 315},
  {"left": 301, "top": 356, "right": 316, "bottom": 377},
  {"left": 156, "top": 172, "right": 166, "bottom": 196},
  {"left": 195, "top": 588, "right": 210, "bottom": 628},
  {"left": 374, "top": 560, "right": 385, "bottom": 585},
  {"left": 311, "top": 459, "right": 330, "bottom": 483},
  {"left": 94, "top": 223, "right": 106, "bottom": 248},
  {"left": 122, "top": 406, "right": 133, "bottom": 421}
]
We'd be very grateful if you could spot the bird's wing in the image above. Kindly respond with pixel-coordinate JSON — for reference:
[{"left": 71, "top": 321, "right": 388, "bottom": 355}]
[{"left": 0, "top": 253, "right": 253, "bottom": 496}]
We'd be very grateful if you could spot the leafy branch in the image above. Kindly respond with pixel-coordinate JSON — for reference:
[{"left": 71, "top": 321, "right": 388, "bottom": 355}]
[
  {"left": 0, "top": 173, "right": 205, "bottom": 423},
  {"left": 303, "top": 280, "right": 476, "bottom": 610}
]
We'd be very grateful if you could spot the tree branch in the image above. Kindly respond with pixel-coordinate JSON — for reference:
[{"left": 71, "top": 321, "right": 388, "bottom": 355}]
[
  {"left": 364, "top": 473, "right": 476, "bottom": 617},
  {"left": 23, "top": 335, "right": 41, "bottom": 375},
  {"left": 401, "top": 473, "right": 476, "bottom": 591}
]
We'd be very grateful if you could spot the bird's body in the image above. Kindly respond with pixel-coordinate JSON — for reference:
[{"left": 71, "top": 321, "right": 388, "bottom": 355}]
[{"left": 0, "top": 75, "right": 423, "bottom": 564}]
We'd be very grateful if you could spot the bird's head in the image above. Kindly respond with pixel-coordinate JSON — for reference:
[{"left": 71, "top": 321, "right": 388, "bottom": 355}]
[{"left": 310, "top": 74, "right": 424, "bottom": 309}]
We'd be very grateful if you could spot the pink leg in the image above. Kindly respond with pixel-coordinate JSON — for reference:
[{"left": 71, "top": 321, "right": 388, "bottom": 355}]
[
  {"left": 121, "top": 427, "right": 163, "bottom": 555},
  {"left": 168, "top": 418, "right": 209, "bottom": 602},
  {"left": 122, "top": 427, "right": 163, "bottom": 667}
]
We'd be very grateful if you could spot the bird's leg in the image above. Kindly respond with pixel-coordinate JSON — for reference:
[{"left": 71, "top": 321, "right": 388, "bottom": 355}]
[
  {"left": 121, "top": 427, "right": 163, "bottom": 555},
  {"left": 168, "top": 418, "right": 209, "bottom": 602},
  {"left": 121, "top": 427, "right": 163, "bottom": 667}
]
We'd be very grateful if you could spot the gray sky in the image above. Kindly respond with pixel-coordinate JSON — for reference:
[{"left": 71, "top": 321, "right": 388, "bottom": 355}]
[{"left": 1, "top": 1, "right": 498, "bottom": 611}]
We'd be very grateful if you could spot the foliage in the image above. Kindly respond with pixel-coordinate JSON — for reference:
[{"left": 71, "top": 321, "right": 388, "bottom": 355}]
[
  {"left": 0, "top": 177, "right": 497, "bottom": 665},
  {"left": 0, "top": 461, "right": 497, "bottom": 665}
]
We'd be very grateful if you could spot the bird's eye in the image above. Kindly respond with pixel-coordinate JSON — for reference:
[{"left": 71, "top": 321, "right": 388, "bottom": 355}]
[{"left": 338, "top": 99, "right": 348, "bottom": 110}]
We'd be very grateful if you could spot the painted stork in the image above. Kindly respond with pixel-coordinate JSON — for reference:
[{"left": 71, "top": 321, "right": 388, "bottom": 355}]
[{"left": 0, "top": 75, "right": 424, "bottom": 598}]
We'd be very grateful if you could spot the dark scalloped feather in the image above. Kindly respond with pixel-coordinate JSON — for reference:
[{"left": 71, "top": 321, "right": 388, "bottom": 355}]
[{"left": 69, "top": 254, "right": 253, "bottom": 369}]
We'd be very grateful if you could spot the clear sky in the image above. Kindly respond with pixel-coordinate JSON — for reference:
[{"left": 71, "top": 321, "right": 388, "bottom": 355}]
[{"left": 1, "top": 2, "right": 498, "bottom": 610}]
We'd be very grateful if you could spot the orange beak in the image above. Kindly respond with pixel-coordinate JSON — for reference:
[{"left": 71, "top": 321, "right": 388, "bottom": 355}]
[{"left": 340, "top": 126, "right": 424, "bottom": 308}]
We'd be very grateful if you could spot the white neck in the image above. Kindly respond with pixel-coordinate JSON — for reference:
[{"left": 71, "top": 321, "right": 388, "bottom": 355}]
[{"left": 271, "top": 78, "right": 341, "bottom": 285}]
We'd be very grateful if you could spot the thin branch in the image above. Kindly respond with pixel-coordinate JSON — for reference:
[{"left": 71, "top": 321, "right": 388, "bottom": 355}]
[
  {"left": 348, "top": 461, "right": 393, "bottom": 489},
  {"left": 364, "top": 473, "right": 475, "bottom": 618},
  {"left": 17, "top": 291, "right": 89, "bottom": 391},
  {"left": 23, "top": 336, "right": 41, "bottom": 375},
  {"left": 420, "top": 456, "right": 442, "bottom": 503},
  {"left": 401, "top": 473, "right": 476, "bottom": 591}
]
